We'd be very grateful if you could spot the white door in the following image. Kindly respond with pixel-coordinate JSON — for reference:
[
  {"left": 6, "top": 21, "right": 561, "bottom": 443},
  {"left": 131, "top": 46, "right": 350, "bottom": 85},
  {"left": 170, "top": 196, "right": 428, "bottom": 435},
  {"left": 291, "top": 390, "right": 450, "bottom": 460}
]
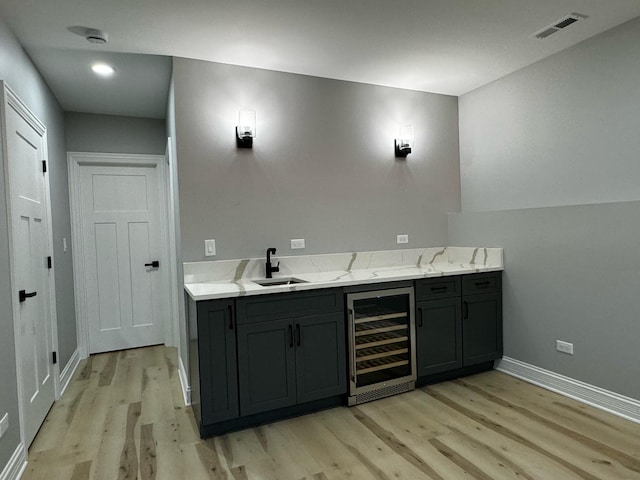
[
  {"left": 76, "top": 155, "right": 169, "bottom": 353},
  {"left": 3, "top": 86, "right": 56, "bottom": 446}
]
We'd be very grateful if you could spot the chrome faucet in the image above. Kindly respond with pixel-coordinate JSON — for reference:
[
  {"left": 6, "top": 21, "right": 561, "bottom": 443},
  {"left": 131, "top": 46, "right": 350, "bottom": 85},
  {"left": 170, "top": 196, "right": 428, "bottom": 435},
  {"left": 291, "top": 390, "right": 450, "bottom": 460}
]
[{"left": 266, "top": 247, "right": 280, "bottom": 278}]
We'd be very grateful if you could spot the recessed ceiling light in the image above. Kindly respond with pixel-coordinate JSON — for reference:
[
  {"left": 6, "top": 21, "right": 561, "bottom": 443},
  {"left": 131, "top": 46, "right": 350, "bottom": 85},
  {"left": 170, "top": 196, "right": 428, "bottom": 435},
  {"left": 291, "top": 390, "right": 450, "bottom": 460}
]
[{"left": 91, "top": 63, "right": 115, "bottom": 77}]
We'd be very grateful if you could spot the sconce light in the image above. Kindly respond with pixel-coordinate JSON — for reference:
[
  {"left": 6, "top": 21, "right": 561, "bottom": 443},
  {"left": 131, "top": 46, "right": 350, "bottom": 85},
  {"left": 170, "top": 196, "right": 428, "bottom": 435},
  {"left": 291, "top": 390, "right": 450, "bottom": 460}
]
[
  {"left": 395, "top": 125, "right": 414, "bottom": 158},
  {"left": 236, "top": 109, "right": 256, "bottom": 148}
]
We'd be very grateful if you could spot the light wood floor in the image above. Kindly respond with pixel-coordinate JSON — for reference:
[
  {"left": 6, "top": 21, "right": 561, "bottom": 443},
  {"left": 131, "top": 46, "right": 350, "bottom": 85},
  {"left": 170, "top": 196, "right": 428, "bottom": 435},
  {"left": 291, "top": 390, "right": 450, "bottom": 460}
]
[{"left": 22, "top": 346, "right": 640, "bottom": 479}]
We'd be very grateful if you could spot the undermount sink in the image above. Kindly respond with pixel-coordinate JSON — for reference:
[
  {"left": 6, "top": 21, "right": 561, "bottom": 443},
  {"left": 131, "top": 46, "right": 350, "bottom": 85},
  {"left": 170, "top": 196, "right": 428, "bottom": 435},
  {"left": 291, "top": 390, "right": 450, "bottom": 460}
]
[{"left": 252, "top": 277, "right": 308, "bottom": 287}]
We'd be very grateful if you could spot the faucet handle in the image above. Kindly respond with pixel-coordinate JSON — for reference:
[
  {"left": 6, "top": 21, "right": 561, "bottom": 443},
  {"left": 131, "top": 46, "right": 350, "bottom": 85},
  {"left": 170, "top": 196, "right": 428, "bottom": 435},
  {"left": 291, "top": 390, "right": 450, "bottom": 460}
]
[{"left": 274, "top": 262, "right": 280, "bottom": 272}]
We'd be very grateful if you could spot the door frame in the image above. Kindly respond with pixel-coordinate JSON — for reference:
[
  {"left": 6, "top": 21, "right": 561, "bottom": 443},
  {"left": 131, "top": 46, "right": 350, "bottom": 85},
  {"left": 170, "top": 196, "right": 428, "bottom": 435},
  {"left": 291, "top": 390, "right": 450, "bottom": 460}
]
[
  {"left": 68, "top": 152, "right": 174, "bottom": 359},
  {"left": 1, "top": 82, "right": 60, "bottom": 448}
]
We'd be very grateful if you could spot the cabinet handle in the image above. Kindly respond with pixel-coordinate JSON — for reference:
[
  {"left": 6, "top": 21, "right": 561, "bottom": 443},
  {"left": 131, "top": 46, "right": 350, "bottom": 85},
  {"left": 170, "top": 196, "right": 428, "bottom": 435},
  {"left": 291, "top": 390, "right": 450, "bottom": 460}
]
[
  {"left": 228, "top": 304, "right": 234, "bottom": 330},
  {"left": 296, "top": 323, "right": 301, "bottom": 346},
  {"left": 430, "top": 286, "right": 447, "bottom": 292},
  {"left": 348, "top": 309, "right": 356, "bottom": 382},
  {"left": 474, "top": 281, "right": 491, "bottom": 288},
  {"left": 463, "top": 301, "right": 469, "bottom": 319},
  {"left": 144, "top": 260, "right": 160, "bottom": 268},
  {"left": 417, "top": 307, "right": 423, "bottom": 328},
  {"left": 288, "top": 325, "right": 293, "bottom": 348}
]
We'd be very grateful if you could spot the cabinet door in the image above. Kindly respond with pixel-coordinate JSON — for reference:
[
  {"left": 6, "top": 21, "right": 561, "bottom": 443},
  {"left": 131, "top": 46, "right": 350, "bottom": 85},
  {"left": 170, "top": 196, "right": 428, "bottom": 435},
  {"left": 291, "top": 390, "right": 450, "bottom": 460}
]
[
  {"left": 237, "top": 318, "right": 296, "bottom": 416},
  {"left": 462, "top": 292, "right": 503, "bottom": 366},
  {"left": 416, "top": 298, "right": 462, "bottom": 376},
  {"left": 196, "top": 300, "right": 239, "bottom": 425},
  {"left": 295, "top": 312, "right": 347, "bottom": 404}
]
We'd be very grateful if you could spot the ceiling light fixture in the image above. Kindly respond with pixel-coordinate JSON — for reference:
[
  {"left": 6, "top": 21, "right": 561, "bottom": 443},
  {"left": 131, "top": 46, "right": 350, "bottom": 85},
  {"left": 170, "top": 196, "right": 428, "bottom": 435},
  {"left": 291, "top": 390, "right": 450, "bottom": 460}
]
[{"left": 91, "top": 63, "right": 116, "bottom": 77}]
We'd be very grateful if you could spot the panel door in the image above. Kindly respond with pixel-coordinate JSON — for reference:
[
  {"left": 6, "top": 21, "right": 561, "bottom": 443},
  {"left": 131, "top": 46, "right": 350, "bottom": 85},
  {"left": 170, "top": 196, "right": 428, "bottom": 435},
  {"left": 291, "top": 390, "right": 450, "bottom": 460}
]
[
  {"left": 462, "top": 292, "right": 503, "bottom": 366},
  {"left": 196, "top": 300, "right": 239, "bottom": 425},
  {"left": 79, "top": 160, "right": 168, "bottom": 353},
  {"left": 4, "top": 91, "right": 55, "bottom": 446},
  {"left": 416, "top": 298, "right": 462, "bottom": 376},
  {"left": 295, "top": 312, "right": 347, "bottom": 404},
  {"left": 237, "top": 319, "right": 296, "bottom": 416}
]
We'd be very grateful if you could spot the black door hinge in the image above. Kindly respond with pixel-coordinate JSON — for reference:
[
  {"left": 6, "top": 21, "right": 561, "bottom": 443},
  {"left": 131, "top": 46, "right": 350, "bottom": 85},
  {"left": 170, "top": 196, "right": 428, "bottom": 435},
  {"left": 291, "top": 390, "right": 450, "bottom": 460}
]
[
  {"left": 47, "top": 256, "right": 52, "bottom": 269},
  {"left": 52, "top": 351, "right": 57, "bottom": 364},
  {"left": 42, "top": 160, "right": 47, "bottom": 173}
]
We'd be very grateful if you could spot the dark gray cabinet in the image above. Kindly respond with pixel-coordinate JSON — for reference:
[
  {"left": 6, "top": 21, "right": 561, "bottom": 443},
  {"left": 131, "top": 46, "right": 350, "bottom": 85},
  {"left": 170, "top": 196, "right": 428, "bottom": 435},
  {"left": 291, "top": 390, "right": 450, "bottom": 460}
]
[
  {"left": 415, "top": 272, "right": 502, "bottom": 376},
  {"left": 188, "top": 297, "right": 239, "bottom": 429},
  {"left": 236, "top": 289, "right": 346, "bottom": 416},
  {"left": 461, "top": 273, "right": 503, "bottom": 366},
  {"left": 237, "top": 318, "right": 296, "bottom": 415},
  {"left": 416, "top": 297, "right": 462, "bottom": 375},
  {"left": 415, "top": 277, "right": 462, "bottom": 376}
]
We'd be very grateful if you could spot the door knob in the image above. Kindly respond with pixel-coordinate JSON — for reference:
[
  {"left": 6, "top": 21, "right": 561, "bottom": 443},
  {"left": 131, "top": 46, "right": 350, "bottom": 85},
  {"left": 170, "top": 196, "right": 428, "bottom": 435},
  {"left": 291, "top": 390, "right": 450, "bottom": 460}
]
[
  {"left": 144, "top": 261, "right": 160, "bottom": 268},
  {"left": 19, "top": 290, "right": 37, "bottom": 302}
]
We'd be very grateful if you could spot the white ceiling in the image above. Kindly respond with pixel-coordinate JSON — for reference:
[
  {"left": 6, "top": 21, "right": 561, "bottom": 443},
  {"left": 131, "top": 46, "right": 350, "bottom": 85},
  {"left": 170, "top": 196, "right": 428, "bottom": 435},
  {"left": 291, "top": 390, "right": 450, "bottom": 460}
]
[{"left": 1, "top": 0, "right": 639, "bottom": 118}]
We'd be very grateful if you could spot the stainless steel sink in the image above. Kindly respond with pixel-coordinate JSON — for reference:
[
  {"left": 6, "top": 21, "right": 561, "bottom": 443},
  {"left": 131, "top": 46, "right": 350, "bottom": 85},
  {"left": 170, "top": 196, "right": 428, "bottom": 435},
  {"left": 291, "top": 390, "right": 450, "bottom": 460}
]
[{"left": 252, "top": 277, "right": 308, "bottom": 287}]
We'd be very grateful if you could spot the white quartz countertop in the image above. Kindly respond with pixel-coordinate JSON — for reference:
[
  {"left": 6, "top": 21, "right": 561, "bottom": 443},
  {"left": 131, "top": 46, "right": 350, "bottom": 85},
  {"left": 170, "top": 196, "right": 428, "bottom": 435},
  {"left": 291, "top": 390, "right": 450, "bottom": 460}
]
[{"left": 184, "top": 247, "right": 503, "bottom": 301}]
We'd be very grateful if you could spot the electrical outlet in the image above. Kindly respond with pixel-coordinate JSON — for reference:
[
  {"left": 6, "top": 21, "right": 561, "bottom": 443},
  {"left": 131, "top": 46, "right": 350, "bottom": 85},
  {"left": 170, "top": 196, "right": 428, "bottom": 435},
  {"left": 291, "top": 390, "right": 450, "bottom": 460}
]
[
  {"left": 397, "top": 234, "right": 409, "bottom": 244},
  {"left": 0, "top": 413, "right": 8, "bottom": 439},
  {"left": 291, "top": 239, "right": 305, "bottom": 249},
  {"left": 556, "top": 340, "right": 574, "bottom": 355},
  {"left": 204, "top": 239, "right": 216, "bottom": 257}
]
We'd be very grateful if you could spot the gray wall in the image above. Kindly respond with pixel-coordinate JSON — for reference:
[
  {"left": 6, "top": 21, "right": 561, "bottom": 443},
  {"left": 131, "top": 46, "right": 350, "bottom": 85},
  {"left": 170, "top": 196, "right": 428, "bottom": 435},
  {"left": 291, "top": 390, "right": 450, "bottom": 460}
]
[
  {"left": 0, "top": 18, "right": 75, "bottom": 469},
  {"left": 454, "top": 17, "right": 640, "bottom": 400},
  {"left": 449, "top": 202, "right": 640, "bottom": 400},
  {"left": 460, "top": 17, "right": 640, "bottom": 212},
  {"left": 173, "top": 58, "right": 461, "bottom": 261},
  {"left": 65, "top": 112, "right": 166, "bottom": 154}
]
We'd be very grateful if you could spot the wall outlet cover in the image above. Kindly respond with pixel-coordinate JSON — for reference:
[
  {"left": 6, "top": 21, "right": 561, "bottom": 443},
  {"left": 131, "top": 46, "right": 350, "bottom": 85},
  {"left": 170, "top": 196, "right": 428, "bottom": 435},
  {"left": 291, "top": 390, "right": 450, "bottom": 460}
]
[
  {"left": 556, "top": 340, "right": 574, "bottom": 355},
  {"left": 205, "top": 239, "right": 216, "bottom": 257},
  {"left": 291, "top": 238, "right": 305, "bottom": 249},
  {"left": 397, "top": 234, "right": 409, "bottom": 244}
]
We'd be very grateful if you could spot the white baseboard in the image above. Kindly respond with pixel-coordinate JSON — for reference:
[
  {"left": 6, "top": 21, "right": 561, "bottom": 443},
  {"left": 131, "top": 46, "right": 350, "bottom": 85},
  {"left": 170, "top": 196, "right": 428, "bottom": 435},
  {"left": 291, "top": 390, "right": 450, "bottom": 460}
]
[
  {"left": 0, "top": 443, "right": 26, "bottom": 480},
  {"left": 178, "top": 355, "right": 191, "bottom": 406},
  {"left": 497, "top": 356, "right": 640, "bottom": 424},
  {"left": 59, "top": 348, "right": 80, "bottom": 397}
]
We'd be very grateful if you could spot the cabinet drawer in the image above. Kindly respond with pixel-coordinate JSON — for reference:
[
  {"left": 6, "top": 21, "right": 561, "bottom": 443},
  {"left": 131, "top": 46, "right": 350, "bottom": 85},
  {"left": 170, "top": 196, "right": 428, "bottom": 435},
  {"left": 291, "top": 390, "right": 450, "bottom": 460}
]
[
  {"left": 461, "top": 272, "right": 501, "bottom": 295},
  {"left": 236, "top": 288, "right": 344, "bottom": 324},
  {"left": 415, "top": 277, "right": 460, "bottom": 300}
]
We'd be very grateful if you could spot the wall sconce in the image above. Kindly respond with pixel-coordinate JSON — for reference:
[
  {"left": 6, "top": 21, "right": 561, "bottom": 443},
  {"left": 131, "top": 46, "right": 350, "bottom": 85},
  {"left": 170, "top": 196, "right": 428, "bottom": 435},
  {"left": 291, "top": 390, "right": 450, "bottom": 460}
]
[
  {"left": 395, "top": 125, "right": 414, "bottom": 158},
  {"left": 236, "top": 109, "right": 256, "bottom": 148}
]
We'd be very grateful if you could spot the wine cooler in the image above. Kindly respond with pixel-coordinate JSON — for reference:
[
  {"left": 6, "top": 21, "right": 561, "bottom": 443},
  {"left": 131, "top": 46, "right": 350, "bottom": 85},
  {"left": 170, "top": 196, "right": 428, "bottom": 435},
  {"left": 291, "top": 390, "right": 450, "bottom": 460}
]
[{"left": 347, "top": 286, "right": 416, "bottom": 405}]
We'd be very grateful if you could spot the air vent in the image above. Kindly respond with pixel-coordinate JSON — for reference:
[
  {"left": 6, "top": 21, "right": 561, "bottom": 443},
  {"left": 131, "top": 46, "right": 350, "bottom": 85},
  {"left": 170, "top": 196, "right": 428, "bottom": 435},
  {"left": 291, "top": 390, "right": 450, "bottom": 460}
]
[{"left": 531, "top": 13, "right": 588, "bottom": 40}]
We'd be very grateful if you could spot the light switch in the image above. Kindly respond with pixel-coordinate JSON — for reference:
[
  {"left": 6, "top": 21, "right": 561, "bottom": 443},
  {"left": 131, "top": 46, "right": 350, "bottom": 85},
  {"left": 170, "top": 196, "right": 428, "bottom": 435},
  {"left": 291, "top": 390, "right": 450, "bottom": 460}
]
[
  {"left": 63, "top": 237, "right": 68, "bottom": 252},
  {"left": 205, "top": 239, "right": 216, "bottom": 257}
]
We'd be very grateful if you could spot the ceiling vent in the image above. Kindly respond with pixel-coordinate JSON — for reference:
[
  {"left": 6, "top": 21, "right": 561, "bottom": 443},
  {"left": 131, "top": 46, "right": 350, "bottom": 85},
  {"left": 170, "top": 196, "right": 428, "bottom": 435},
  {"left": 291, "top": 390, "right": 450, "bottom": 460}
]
[
  {"left": 84, "top": 28, "right": 108, "bottom": 44},
  {"left": 531, "top": 13, "right": 588, "bottom": 40},
  {"left": 67, "top": 26, "right": 109, "bottom": 45}
]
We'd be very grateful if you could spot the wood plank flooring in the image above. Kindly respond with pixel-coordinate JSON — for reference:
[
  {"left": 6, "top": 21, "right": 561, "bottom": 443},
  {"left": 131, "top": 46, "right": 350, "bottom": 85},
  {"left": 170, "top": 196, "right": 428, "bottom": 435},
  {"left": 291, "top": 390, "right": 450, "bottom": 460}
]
[{"left": 23, "top": 346, "right": 640, "bottom": 479}]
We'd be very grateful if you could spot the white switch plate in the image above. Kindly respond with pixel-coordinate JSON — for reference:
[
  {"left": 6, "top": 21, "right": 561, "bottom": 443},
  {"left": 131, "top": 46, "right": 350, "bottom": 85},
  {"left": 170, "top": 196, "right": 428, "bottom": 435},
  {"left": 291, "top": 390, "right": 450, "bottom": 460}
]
[
  {"left": 291, "top": 238, "right": 305, "bottom": 249},
  {"left": 205, "top": 239, "right": 216, "bottom": 257},
  {"left": 397, "top": 234, "right": 409, "bottom": 244},
  {"left": 556, "top": 340, "right": 574, "bottom": 355},
  {"left": 0, "top": 413, "right": 8, "bottom": 439}
]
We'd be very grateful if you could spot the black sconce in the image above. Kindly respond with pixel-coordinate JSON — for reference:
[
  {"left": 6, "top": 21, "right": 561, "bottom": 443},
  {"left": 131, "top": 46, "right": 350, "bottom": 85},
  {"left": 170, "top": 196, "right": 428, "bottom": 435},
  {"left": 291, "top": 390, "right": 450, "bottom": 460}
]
[
  {"left": 236, "top": 109, "right": 255, "bottom": 148},
  {"left": 395, "top": 125, "right": 414, "bottom": 158}
]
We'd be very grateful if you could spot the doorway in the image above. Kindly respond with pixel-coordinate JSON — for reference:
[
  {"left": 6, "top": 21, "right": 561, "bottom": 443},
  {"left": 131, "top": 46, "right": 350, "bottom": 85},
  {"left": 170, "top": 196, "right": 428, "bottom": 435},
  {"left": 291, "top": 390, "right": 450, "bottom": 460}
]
[
  {"left": 2, "top": 83, "right": 58, "bottom": 447},
  {"left": 68, "top": 152, "right": 172, "bottom": 356}
]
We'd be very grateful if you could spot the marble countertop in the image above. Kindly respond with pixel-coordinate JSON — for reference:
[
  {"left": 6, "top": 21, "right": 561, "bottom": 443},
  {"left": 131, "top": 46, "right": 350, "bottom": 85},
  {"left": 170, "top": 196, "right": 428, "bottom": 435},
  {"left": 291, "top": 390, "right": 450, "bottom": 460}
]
[{"left": 184, "top": 246, "right": 503, "bottom": 301}]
